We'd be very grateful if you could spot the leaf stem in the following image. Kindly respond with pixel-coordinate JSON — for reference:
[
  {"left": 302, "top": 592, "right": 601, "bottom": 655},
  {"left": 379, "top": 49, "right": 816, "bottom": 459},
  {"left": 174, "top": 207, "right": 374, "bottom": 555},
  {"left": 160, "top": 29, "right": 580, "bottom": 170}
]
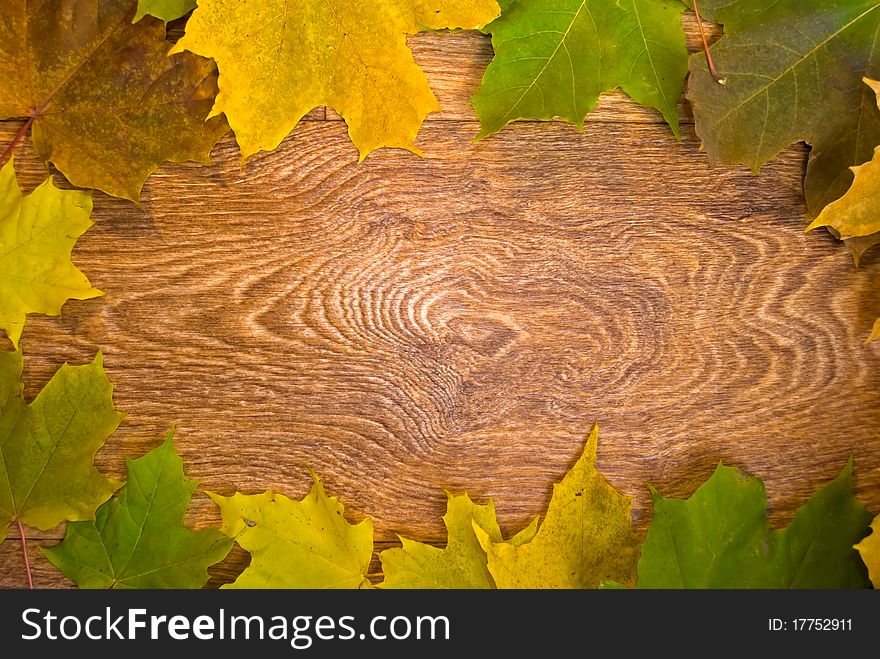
[
  {"left": 0, "top": 114, "right": 36, "bottom": 169},
  {"left": 16, "top": 518, "right": 34, "bottom": 590},
  {"left": 692, "top": 0, "right": 726, "bottom": 85}
]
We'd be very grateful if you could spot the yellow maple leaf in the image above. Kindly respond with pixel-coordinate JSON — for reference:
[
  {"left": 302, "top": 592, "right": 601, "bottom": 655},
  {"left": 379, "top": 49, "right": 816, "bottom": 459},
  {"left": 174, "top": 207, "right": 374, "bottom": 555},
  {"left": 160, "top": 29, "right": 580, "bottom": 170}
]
[
  {"left": 805, "top": 79, "right": 880, "bottom": 343},
  {"left": 807, "top": 142, "right": 880, "bottom": 240},
  {"left": 210, "top": 477, "right": 373, "bottom": 589},
  {"left": 0, "top": 160, "right": 102, "bottom": 347},
  {"left": 473, "top": 425, "right": 640, "bottom": 588},
  {"left": 380, "top": 492, "right": 537, "bottom": 588},
  {"left": 855, "top": 515, "right": 880, "bottom": 588},
  {"left": 173, "top": 0, "right": 500, "bottom": 160}
]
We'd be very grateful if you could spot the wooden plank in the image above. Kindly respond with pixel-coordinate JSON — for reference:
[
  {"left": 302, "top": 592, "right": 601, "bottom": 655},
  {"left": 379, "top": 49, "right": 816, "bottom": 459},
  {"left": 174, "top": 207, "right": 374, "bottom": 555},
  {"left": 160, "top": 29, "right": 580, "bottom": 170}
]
[{"left": 2, "top": 116, "right": 878, "bottom": 555}]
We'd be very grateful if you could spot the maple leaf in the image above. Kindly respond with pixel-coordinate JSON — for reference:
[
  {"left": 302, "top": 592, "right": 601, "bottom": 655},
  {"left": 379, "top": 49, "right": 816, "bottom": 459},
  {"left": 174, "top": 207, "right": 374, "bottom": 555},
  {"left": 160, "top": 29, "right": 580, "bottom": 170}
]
[
  {"left": 472, "top": 0, "right": 688, "bottom": 139},
  {"left": 210, "top": 477, "right": 374, "bottom": 589},
  {"left": 854, "top": 515, "right": 880, "bottom": 587},
  {"left": 171, "top": 0, "right": 501, "bottom": 160},
  {"left": 0, "top": 0, "right": 227, "bottom": 201},
  {"left": 44, "top": 431, "right": 232, "bottom": 588},
  {"left": 805, "top": 138, "right": 880, "bottom": 340},
  {"left": 0, "top": 349, "right": 122, "bottom": 542},
  {"left": 846, "top": 233, "right": 880, "bottom": 266},
  {"left": 0, "top": 161, "right": 101, "bottom": 348},
  {"left": 686, "top": 0, "right": 880, "bottom": 220},
  {"left": 473, "top": 425, "right": 640, "bottom": 588},
  {"left": 379, "top": 492, "right": 537, "bottom": 588},
  {"left": 807, "top": 80, "right": 880, "bottom": 240},
  {"left": 637, "top": 461, "right": 873, "bottom": 588},
  {"left": 134, "top": 0, "right": 195, "bottom": 22}
]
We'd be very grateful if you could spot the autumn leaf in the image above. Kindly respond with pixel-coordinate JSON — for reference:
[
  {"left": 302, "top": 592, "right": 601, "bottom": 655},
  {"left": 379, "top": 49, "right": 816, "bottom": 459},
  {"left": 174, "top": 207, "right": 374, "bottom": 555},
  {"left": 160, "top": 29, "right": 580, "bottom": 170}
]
[
  {"left": 806, "top": 145, "right": 880, "bottom": 239},
  {"left": 134, "top": 0, "right": 195, "bottom": 22},
  {"left": 171, "top": 0, "right": 500, "bottom": 160},
  {"left": 845, "top": 234, "right": 880, "bottom": 267},
  {"left": 473, "top": 425, "right": 640, "bottom": 588},
  {"left": 44, "top": 431, "right": 232, "bottom": 588},
  {"left": 0, "top": 0, "right": 227, "bottom": 201},
  {"left": 0, "top": 161, "right": 101, "bottom": 348},
  {"left": 472, "top": 0, "right": 688, "bottom": 139},
  {"left": 854, "top": 515, "right": 880, "bottom": 587},
  {"left": 379, "top": 492, "right": 537, "bottom": 589},
  {"left": 686, "top": 0, "right": 880, "bottom": 220},
  {"left": 210, "top": 477, "right": 374, "bottom": 589},
  {"left": 0, "top": 349, "right": 122, "bottom": 542},
  {"left": 807, "top": 79, "right": 880, "bottom": 243},
  {"left": 805, "top": 138, "right": 880, "bottom": 340},
  {"left": 637, "top": 461, "right": 872, "bottom": 588}
]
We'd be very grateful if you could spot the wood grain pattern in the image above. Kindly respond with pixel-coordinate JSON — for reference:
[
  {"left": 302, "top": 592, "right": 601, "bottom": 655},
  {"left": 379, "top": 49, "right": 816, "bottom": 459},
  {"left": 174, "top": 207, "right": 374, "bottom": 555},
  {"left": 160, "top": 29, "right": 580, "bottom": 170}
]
[{"left": 1, "top": 16, "right": 879, "bottom": 588}]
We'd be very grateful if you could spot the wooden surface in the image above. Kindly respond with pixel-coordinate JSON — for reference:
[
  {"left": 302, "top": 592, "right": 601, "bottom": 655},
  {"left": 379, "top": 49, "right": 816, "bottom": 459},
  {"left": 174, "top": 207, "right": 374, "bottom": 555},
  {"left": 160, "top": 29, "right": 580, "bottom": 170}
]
[{"left": 2, "top": 17, "right": 880, "bottom": 588}]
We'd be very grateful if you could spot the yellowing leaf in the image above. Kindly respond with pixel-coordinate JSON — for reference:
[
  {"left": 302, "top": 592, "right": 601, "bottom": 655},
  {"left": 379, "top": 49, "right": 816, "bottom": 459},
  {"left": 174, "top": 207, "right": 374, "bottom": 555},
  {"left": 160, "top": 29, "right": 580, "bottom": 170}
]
[
  {"left": 806, "top": 140, "right": 880, "bottom": 340},
  {"left": 134, "top": 0, "right": 195, "bottom": 22},
  {"left": 0, "top": 349, "right": 122, "bottom": 541},
  {"left": 210, "top": 477, "right": 374, "bottom": 589},
  {"left": 802, "top": 78, "right": 880, "bottom": 341},
  {"left": 868, "top": 318, "right": 880, "bottom": 344},
  {"left": 379, "top": 492, "right": 537, "bottom": 589},
  {"left": 172, "top": 0, "right": 500, "bottom": 160},
  {"left": 805, "top": 79, "right": 880, "bottom": 264},
  {"left": 44, "top": 431, "right": 232, "bottom": 589},
  {"left": 807, "top": 145, "right": 880, "bottom": 239},
  {"left": 0, "top": 0, "right": 227, "bottom": 201},
  {"left": 0, "top": 161, "right": 101, "bottom": 348},
  {"left": 855, "top": 515, "right": 880, "bottom": 587},
  {"left": 843, "top": 232, "right": 880, "bottom": 266},
  {"left": 686, "top": 0, "right": 880, "bottom": 219},
  {"left": 473, "top": 0, "right": 688, "bottom": 139},
  {"left": 474, "top": 425, "right": 639, "bottom": 588}
]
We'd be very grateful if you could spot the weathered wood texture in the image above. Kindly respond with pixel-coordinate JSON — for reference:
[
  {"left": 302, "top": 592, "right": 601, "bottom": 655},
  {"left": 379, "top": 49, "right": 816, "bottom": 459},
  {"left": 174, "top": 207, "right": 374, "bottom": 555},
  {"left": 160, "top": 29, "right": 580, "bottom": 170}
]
[{"left": 2, "top": 17, "right": 879, "bottom": 588}]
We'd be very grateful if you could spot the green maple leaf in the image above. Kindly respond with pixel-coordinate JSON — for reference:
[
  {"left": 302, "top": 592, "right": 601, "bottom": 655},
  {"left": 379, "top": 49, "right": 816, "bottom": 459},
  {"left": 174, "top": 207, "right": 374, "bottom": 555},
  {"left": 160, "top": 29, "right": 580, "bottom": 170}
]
[
  {"left": 210, "top": 476, "right": 374, "bottom": 589},
  {"left": 686, "top": 0, "right": 880, "bottom": 220},
  {"left": 0, "top": 0, "right": 227, "bottom": 201},
  {"left": 134, "top": 0, "right": 195, "bottom": 22},
  {"left": 472, "top": 0, "right": 688, "bottom": 139},
  {"left": 473, "top": 425, "right": 640, "bottom": 588},
  {"left": 0, "top": 161, "right": 101, "bottom": 348},
  {"left": 379, "top": 492, "right": 537, "bottom": 588},
  {"left": 44, "top": 431, "right": 233, "bottom": 589},
  {"left": 637, "top": 461, "right": 873, "bottom": 588},
  {"left": 0, "top": 349, "right": 122, "bottom": 542},
  {"left": 171, "top": 0, "right": 500, "bottom": 160}
]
